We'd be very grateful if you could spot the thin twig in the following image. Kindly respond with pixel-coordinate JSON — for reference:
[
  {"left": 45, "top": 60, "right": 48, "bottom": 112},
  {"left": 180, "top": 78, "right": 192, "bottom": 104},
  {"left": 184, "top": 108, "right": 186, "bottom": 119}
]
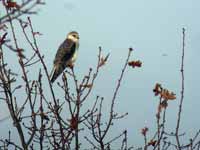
[{"left": 175, "top": 28, "right": 185, "bottom": 149}]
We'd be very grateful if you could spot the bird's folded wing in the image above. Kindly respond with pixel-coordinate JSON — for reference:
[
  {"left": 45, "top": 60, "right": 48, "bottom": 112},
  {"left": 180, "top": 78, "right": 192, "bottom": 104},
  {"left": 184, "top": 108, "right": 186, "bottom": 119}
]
[{"left": 54, "top": 38, "right": 76, "bottom": 64}]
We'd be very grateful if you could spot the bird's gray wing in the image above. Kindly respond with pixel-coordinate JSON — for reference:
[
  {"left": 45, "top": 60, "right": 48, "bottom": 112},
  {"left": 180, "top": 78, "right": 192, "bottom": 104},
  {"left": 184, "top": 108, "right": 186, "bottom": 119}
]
[
  {"left": 54, "top": 38, "right": 76, "bottom": 65},
  {"left": 50, "top": 39, "right": 76, "bottom": 83}
]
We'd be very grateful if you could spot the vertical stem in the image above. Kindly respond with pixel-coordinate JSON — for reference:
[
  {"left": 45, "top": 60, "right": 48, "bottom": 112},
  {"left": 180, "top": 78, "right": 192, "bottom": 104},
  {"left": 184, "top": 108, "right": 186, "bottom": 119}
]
[
  {"left": 176, "top": 28, "right": 185, "bottom": 149},
  {"left": 71, "top": 68, "right": 80, "bottom": 150},
  {"left": 157, "top": 97, "right": 162, "bottom": 150},
  {"left": 144, "top": 134, "right": 147, "bottom": 150},
  {"left": 75, "top": 103, "right": 80, "bottom": 150},
  {"left": 100, "top": 140, "right": 105, "bottom": 150}
]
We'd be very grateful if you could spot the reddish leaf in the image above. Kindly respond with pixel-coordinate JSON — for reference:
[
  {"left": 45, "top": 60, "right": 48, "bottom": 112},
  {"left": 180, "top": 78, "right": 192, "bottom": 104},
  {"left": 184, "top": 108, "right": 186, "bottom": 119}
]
[
  {"left": 6, "top": 1, "right": 20, "bottom": 9},
  {"left": 153, "top": 83, "right": 162, "bottom": 96},
  {"left": 141, "top": 127, "right": 148, "bottom": 136},
  {"left": 161, "top": 89, "right": 176, "bottom": 100},
  {"left": 148, "top": 140, "right": 157, "bottom": 147},
  {"left": 70, "top": 116, "right": 78, "bottom": 130},
  {"left": 128, "top": 60, "right": 142, "bottom": 68}
]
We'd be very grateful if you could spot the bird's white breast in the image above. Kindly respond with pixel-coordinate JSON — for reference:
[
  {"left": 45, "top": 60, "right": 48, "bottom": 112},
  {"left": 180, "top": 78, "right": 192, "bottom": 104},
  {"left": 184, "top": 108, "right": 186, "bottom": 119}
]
[{"left": 71, "top": 49, "right": 78, "bottom": 63}]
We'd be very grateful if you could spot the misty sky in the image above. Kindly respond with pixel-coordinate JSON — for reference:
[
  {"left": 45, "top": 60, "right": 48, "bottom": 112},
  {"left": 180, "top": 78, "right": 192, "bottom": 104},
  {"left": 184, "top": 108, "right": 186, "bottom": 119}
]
[{"left": 1, "top": 0, "right": 200, "bottom": 148}]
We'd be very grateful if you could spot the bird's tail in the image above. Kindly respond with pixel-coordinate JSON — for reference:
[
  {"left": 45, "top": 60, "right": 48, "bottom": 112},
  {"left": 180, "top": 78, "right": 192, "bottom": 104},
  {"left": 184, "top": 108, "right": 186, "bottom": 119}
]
[{"left": 50, "top": 65, "right": 63, "bottom": 83}]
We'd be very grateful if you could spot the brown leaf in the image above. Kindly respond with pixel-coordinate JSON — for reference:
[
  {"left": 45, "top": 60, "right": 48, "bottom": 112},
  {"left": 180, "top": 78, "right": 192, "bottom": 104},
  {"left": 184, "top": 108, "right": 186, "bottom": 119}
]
[
  {"left": 148, "top": 140, "right": 157, "bottom": 147},
  {"left": 128, "top": 60, "right": 142, "bottom": 68},
  {"left": 153, "top": 83, "right": 162, "bottom": 96},
  {"left": 6, "top": 1, "right": 20, "bottom": 9},
  {"left": 98, "top": 53, "right": 110, "bottom": 67},
  {"left": 153, "top": 83, "right": 176, "bottom": 100},
  {"left": 161, "top": 89, "right": 176, "bottom": 100},
  {"left": 80, "top": 84, "right": 93, "bottom": 89},
  {"left": 17, "top": 48, "right": 26, "bottom": 59},
  {"left": 141, "top": 127, "right": 148, "bottom": 136},
  {"left": 70, "top": 116, "right": 78, "bottom": 130}
]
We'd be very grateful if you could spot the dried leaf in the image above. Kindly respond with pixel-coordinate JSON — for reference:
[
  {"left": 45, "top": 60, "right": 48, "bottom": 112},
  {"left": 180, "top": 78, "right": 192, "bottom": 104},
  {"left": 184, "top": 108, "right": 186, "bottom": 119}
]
[
  {"left": 141, "top": 127, "right": 148, "bottom": 136},
  {"left": 17, "top": 48, "right": 26, "bottom": 59},
  {"left": 70, "top": 116, "right": 78, "bottom": 130},
  {"left": 148, "top": 140, "right": 157, "bottom": 147},
  {"left": 128, "top": 60, "right": 142, "bottom": 68},
  {"left": 161, "top": 89, "right": 176, "bottom": 100},
  {"left": 153, "top": 83, "right": 162, "bottom": 96},
  {"left": 6, "top": 1, "right": 20, "bottom": 9},
  {"left": 98, "top": 53, "right": 110, "bottom": 67},
  {"left": 80, "top": 84, "right": 93, "bottom": 89},
  {"left": 153, "top": 83, "right": 176, "bottom": 100}
]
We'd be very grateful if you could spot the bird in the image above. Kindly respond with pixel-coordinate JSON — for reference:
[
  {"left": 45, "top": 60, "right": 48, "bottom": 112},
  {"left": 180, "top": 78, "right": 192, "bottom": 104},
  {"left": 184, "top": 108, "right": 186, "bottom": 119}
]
[{"left": 50, "top": 31, "right": 79, "bottom": 83}]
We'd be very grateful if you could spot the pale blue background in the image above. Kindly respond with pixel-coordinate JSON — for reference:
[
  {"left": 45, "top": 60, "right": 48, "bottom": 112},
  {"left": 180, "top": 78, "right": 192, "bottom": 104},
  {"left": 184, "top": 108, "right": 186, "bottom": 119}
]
[{"left": 1, "top": 0, "right": 200, "bottom": 148}]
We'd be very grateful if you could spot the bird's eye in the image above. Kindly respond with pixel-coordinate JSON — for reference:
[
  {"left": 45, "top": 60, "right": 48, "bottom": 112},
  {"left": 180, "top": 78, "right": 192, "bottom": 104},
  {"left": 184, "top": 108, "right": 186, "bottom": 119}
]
[{"left": 72, "top": 35, "right": 76, "bottom": 37}]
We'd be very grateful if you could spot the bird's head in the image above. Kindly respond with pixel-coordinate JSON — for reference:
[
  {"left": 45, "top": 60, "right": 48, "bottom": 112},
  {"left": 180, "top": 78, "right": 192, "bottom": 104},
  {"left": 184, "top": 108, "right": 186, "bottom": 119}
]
[{"left": 67, "top": 31, "right": 79, "bottom": 42}]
